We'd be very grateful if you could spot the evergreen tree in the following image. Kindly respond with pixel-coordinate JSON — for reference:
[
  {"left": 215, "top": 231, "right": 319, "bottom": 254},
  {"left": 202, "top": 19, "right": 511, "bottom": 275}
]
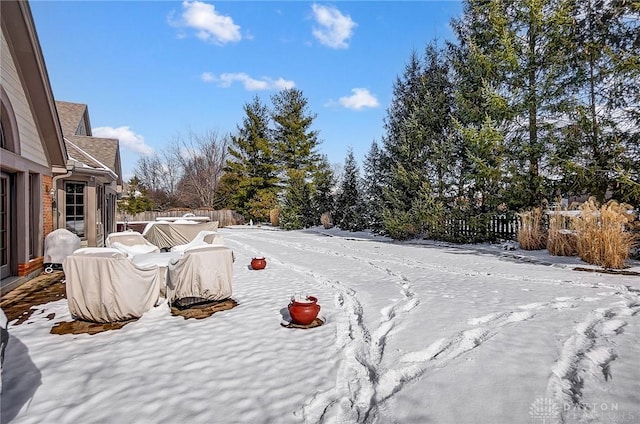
[
  {"left": 271, "top": 88, "right": 321, "bottom": 175},
  {"left": 279, "top": 169, "right": 314, "bottom": 230},
  {"left": 380, "top": 45, "right": 453, "bottom": 238},
  {"left": 419, "top": 43, "right": 456, "bottom": 201},
  {"left": 271, "top": 88, "right": 324, "bottom": 228},
  {"left": 549, "top": 0, "right": 640, "bottom": 205},
  {"left": 450, "top": 0, "right": 574, "bottom": 209},
  {"left": 381, "top": 51, "right": 433, "bottom": 223},
  {"left": 311, "top": 155, "right": 335, "bottom": 225},
  {"left": 335, "top": 149, "right": 367, "bottom": 232},
  {"left": 118, "top": 176, "right": 153, "bottom": 214},
  {"left": 223, "top": 96, "right": 279, "bottom": 219},
  {"left": 362, "top": 140, "right": 386, "bottom": 232}
]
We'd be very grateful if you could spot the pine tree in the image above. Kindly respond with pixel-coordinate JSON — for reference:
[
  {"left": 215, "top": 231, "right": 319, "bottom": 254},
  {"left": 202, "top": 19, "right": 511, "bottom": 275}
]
[
  {"left": 271, "top": 88, "right": 321, "bottom": 175},
  {"left": 223, "top": 96, "right": 279, "bottom": 219},
  {"left": 335, "top": 149, "right": 367, "bottom": 232},
  {"left": 362, "top": 140, "right": 386, "bottom": 232},
  {"left": 311, "top": 155, "right": 335, "bottom": 225},
  {"left": 279, "top": 169, "right": 314, "bottom": 230},
  {"left": 271, "top": 88, "right": 324, "bottom": 228}
]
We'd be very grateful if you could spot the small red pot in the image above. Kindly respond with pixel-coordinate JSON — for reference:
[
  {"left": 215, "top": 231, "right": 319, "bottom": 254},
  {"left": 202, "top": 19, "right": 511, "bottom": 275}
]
[
  {"left": 288, "top": 296, "right": 321, "bottom": 325},
  {"left": 251, "top": 257, "right": 267, "bottom": 270}
]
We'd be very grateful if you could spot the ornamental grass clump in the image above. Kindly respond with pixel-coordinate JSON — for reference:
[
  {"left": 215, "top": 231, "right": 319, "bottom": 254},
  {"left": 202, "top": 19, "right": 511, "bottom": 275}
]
[
  {"left": 546, "top": 204, "right": 578, "bottom": 256},
  {"left": 518, "top": 207, "right": 547, "bottom": 250},
  {"left": 320, "top": 212, "right": 333, "bottom": 229},
  {"left": 572, "top": 198, "right": 639, "bottom": 269},
  {"left": 270, "top": 207, "right": 280, "bottom": 227}
]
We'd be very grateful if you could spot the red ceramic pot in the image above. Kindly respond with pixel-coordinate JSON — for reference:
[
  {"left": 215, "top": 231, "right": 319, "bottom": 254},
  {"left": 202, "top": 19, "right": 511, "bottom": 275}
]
[
  {"left": 251, "top": 257, "right": 267, "bottom": 270},
  {"left": 288, "top": 296, "right": 321, "bottom": 325}
]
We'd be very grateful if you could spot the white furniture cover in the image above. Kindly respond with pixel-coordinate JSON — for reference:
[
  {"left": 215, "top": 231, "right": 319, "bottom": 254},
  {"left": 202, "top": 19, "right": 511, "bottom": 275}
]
[
  {"left": 170, "top": 230, "right": 225, "bottom": 252},
  {"left": 106, "top": 231, "right": 160, "bottom": 258},
  {"left": 44, "top": 228, "right": 81, "bottom": 264},
  {"left": 131, "top": 251, "right": 183, "bottom": 298},
  {"left": 167, "top": 246, "right": 233, "bottom": 304},
  {"left": 63, "top": 248, "right": 162, "bottom": 323},
  {"left": 143, "top": 222, "right": 219, "bottom": 249}
]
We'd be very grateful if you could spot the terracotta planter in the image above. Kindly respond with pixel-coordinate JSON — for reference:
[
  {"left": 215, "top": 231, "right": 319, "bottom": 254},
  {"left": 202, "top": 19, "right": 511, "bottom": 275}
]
[
  {"left": 288, "top": 296, "right": 321, "bottom": 325},
  {"left": 251, "top": 257, "right": 267, "bottom": 270}
]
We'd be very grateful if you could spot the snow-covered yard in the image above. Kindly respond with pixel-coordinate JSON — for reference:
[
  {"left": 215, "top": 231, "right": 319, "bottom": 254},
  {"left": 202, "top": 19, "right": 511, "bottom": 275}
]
[{"left": 2, "top": 227, "right": 639, "bottom": 424}]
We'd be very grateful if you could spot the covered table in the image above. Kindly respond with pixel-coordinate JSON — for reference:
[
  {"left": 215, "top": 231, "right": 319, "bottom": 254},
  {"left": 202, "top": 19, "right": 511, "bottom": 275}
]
[
  {"left": 131, "top": 251, "right": 183, "bottom": 297},
  {"left": 63, "top": 248, "right": 162, "bottom": 323},
  {"left": 143, "top": 222, "right": 219, "bottom": 249},
  {"left": 166, "top": 246, "right": 233, "bottom": 305}
]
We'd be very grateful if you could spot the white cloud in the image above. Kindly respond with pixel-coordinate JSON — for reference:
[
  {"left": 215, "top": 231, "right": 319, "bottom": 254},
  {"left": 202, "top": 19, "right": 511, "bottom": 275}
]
[
  {"left": 338, "top": 88, "right": 379, "bottom": 110},
  {"left": 176, "top": 0, "right": 241, "bottom": 45},
  {"left": 201, "top": 72, "right": 215, "bottom": 82},
  {"left": 92, "top": 126, "right": 154, "bottom": 156},
  {"left": 311, "top": 4, "right": 357, "bottom": 49},
  {"left": 201, "top": 72, "right": 295, "bottom": 91}
]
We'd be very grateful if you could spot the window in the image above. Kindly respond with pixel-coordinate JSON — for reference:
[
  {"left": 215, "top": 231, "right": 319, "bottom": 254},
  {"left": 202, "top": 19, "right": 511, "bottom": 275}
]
[
  {"left": 0, "top": 120, "right": 6, "bottom": 150},
  {"left": 65, "top": 182, "right": 85, "bottom": 237}
]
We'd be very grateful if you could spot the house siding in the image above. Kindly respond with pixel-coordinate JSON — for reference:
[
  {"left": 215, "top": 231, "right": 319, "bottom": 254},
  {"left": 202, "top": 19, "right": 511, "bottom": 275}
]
[{"left": 1, "top": 31, "right": 48, "bottom": 167}]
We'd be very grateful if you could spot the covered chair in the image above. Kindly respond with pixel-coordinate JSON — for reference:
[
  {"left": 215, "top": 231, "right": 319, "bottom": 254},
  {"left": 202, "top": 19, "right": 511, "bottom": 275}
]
[
  {"left": 106, "top": 231, "right": 160, "bottom": 258},
  {"left": 63, "top": 248, "right": 162, "bottom": 323},
  {"left": 169, "top": 230, "right": 225, "bottom": 252},
  {"left": 166, "top": 246, "right": 233, "bottom": 306}
]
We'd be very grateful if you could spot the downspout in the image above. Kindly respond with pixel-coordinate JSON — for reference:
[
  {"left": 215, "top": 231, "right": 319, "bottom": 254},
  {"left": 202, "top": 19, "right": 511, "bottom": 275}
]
[{"left": 50, "top": 165, "right": 74, "bottom": 230}]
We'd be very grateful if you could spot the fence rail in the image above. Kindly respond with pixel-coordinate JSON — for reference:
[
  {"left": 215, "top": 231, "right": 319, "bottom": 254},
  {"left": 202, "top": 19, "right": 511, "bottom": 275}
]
[
  {"left": 117, "top": 209, "right": 244, "bottom": 228},
  {"left": 431, "top": 213, "right": 521, "bottom": 243}
]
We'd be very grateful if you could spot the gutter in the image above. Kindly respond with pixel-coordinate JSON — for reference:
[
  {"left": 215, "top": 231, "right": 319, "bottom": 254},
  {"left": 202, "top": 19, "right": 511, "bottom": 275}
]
[{"left": 50, "top": 164, "right": 74, "bottom": 230}]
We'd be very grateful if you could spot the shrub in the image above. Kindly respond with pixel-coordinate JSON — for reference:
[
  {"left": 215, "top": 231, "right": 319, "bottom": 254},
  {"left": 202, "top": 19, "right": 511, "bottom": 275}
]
[
  {"left": 320, "top": 212, "right": 333, "bottom": 229},
  {"left": 518, "top": 207, "right": 547, "bottom": 250},
  {"left": 269, "top": 207, "right": 280, "bottom": 227},
  {"left": 546, "top": 204, "right": 577, "bottom": 256},
  {"left": 572, "top": 198, "right": 639, "bottom": 269}
]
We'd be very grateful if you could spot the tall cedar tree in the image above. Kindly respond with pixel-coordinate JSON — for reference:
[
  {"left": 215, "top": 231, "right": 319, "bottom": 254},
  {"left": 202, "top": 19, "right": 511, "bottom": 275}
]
[
  {"left": 549, "top": 0, "right": 640, "bottom": 205},
  {"left": 451, "top": 0, "right": 573, "bottom": 209},
  {"left": 382, "top": 51, "right": 431, "bottom": 215},
  {"left": 221, "top": 96, "right": 279, "bottom": 220},
  {"left": 380, "top": 45, "right": 452, "bottom": 238},
  {"left": 335, "top": 149, "right": 367, "bottom": 232}
]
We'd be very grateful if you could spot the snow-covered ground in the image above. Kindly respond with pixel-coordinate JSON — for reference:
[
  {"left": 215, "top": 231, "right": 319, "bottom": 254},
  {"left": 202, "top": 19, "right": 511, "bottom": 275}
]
[{"left": 2, "top": 226, "right": 639, "bottom": 424}]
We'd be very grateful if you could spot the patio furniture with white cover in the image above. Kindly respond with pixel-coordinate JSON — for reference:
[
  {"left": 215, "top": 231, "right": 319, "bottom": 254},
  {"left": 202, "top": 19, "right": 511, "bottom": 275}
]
[
  {"left": 166, "top": 245, "right": 233, "bottom": 306},
  {"left": 63, "top": 248, "right": 162, "bottom": 323},
  {"left": 106, "top": 231, "right": 160, "bottom": 258},
  {"left": 142, "top": 221, "right": 219, "bottom": 250},
  {"left": 169, "top": 230, "right": 225, "bottom": 252}
]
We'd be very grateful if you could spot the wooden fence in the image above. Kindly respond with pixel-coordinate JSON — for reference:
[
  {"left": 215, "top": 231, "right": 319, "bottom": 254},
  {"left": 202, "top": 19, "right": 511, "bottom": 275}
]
[
  {"left": 117, "top": 209, "right": 245, "bottom": 228},
  {"left": 430, "top": 212, "right": 521, "bottom": 243}
]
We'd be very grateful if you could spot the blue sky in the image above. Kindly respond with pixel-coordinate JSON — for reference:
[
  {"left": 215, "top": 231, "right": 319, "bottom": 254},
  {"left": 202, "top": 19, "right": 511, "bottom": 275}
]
[{"left": 31, "top": 1, "right": 463, "bottom": 180}]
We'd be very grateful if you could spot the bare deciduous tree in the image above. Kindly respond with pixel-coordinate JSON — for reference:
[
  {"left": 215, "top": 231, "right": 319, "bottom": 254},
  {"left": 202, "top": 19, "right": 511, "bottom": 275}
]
[{"left": 168, "top": 130, "right": 230, "bottom": 208}]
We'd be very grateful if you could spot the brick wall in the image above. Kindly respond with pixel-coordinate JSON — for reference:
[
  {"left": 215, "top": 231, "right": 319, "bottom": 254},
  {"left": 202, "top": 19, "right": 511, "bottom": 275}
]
[
  {"left": 18, "top": 256, "right": 43, "bottom": 276},
  {"left": 43, "top": 175, "right": 54, "bottom": 236}
]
